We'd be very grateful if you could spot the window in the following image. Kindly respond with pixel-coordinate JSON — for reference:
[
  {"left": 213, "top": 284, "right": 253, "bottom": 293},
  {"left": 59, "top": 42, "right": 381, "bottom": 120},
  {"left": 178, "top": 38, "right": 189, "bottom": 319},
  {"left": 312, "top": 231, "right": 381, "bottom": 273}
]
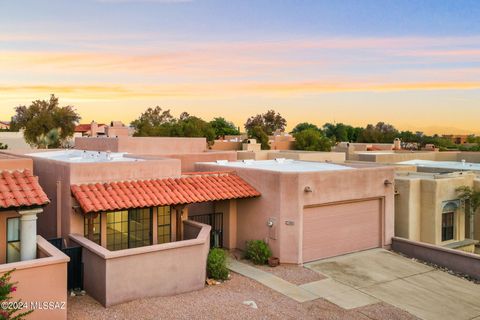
[
  {"left": 128, "top": 208, "right": 152, "bottom": 248},
  {"left": 156, "top": 206, "right": 171, "bottom": 244},
  {"left": 442, "top": 212, "right": 455, "bottom": 241},
  {"left": 106, "top": 209, "right": 152, "bottom": 251},
  {"left": 84, "top": 213, "right": 101, "bottom": 245},
  {"left": 7, "top": 218, "right": 20, "bottom": 263}
]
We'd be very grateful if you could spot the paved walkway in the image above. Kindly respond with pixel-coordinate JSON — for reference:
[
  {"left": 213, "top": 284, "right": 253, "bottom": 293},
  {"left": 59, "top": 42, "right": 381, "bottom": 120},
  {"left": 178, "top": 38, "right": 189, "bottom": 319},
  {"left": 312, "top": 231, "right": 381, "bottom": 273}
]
[
  {"left": 227, "top": 258, "right": 318, "bottom": 303},
  {"left": 227, "top": 257, "right": 377, "bottom": 309},
  {"left": 229, "top": 249, "right": 480, "bottom": 320}
]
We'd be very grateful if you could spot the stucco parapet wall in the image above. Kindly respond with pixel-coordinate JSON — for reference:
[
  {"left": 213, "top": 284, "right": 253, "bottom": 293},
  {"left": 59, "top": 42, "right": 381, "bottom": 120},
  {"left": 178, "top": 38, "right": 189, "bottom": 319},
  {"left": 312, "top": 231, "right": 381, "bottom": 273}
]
[
  {"left": 69, "top": 220, "right": 211, "bottom": 260},
  {"left": 391, "top": 236, "right": 480, "bottom": 280},
  {"left": 0, "top": 236, "right": 69, "bottom": 272}
]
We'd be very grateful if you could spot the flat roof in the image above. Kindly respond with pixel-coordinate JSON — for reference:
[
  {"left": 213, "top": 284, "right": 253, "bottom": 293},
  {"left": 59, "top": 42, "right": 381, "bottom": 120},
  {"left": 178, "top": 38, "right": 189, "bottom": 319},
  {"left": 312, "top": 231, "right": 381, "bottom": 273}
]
[
  {"left": 398, "top": 159, "right": 480, "bottom": 171},
  {"left": 26, "top": 150, "right": 143, "bottom": 163},
  {"left": 203, "top": 159, "right": 354, "bottom": 173}
]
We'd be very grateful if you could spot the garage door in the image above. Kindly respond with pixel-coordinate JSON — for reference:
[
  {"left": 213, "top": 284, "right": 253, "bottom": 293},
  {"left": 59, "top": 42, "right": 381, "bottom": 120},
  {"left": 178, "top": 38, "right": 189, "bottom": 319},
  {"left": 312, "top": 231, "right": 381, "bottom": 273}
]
[{"left": 302, "top": 199, "right": 382, "bottom": 262}]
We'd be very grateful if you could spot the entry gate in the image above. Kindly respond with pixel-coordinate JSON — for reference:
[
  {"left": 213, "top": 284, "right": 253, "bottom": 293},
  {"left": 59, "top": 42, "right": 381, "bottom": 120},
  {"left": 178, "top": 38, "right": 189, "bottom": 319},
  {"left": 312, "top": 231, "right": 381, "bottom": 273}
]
[
  {"left": 189, "top": 212, "right": 223, "bottom": 248},
  {"left": 48, "top": 238, "right": 84, "bottom": 290}
]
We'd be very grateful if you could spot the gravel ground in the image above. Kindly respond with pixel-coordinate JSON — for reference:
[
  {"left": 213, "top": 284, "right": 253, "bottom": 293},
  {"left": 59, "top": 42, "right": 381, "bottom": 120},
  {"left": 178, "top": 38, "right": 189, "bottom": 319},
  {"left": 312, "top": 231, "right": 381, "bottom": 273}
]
[
  {"left": 68, "top": 273, "right": 417, "bottom": 320},
  {"left": 241, "top": 258, "right": 325, "bottom": 285},
  {"left": 230, "top": 250, "right": 325, "bottom": 285}
]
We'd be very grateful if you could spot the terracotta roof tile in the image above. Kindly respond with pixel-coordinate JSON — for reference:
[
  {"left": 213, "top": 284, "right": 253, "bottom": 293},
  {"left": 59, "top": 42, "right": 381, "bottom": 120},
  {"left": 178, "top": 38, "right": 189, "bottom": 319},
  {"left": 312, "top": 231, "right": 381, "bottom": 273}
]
[
  {"left": 0, "top": 170, "right": 49, "bottom": 209},
  {"left": 71, "top": 172, "right": 260, "bottom": 214}
]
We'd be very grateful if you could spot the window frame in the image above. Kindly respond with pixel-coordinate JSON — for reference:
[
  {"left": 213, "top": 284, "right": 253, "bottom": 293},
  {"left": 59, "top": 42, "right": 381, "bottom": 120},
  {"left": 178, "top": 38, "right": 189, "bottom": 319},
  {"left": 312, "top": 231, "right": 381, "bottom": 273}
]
[
  {"left": 441, "top": 211, "right": 455, "bottom": 242},
  {"left": 156, "top": 206, "right": 171, "bottom": 244},
  {"left": 106, "top": 208, "right": 153, "bottom": 251},
  {"left": 84, "top": 213, "right": 101, "bottom": 245},
  {"left": 6, "top": 217, "right": 21, "bottom": 263}
]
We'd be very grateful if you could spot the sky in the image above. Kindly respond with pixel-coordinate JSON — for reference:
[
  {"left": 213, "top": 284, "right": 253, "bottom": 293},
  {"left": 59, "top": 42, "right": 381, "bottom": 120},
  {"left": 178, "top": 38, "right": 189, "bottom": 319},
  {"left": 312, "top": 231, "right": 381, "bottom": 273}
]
[{"left": 1, "top": 0, "right": 480, "bottom": 134}]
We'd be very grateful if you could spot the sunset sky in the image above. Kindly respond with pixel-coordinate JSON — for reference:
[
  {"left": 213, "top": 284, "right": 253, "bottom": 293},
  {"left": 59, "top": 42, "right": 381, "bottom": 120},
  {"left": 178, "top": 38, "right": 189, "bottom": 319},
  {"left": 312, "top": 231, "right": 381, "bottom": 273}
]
[{"left": 1, "top": 0, "right": 480, "bottom": 134}]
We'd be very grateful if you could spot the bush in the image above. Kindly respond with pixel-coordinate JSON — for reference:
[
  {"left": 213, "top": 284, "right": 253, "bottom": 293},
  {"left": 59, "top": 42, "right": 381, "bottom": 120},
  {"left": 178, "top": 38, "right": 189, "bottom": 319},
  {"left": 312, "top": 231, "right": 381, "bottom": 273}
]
[
  {"left": 0, "top": 269, "right": 33, "bottom": 320},
  {"left": 245, "top": 240, "right": 272, "bottom": 265},
  {"left": 207, "top": 248, "right": 229, "bottom": 280}
]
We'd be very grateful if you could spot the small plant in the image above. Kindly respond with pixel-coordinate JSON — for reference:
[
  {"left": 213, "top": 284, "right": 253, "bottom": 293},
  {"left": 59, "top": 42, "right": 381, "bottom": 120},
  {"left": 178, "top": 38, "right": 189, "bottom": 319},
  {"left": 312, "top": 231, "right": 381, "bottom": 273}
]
[
  {"left": 0, "top": 269, "right": 33, "bottom": 320},
  {"left": 207, "top": 248, "right": 229, "bottom": 281},
  {"left": 245, "top": 240, "right": 272, "bottom": 265}
]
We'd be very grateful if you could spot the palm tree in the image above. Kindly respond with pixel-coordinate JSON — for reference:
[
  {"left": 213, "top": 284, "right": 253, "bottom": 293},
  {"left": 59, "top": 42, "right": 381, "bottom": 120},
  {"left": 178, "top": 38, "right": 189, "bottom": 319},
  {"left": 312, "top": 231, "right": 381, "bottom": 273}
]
[{"left": 456, "top": 186, "right": 480, "bottom": 240}]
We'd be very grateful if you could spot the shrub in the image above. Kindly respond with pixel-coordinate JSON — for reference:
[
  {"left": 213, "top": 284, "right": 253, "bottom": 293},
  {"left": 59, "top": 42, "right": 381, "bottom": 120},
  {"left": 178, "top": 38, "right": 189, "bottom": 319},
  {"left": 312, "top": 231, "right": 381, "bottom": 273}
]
[
  {"left": 207, "top": 248, "right": 229, "bottom": 280},
  {"left": 245, "top": 240, "right": 272, "bottom": 265},
  {"left": 0, "top": 269, "right": 33, "bottom": 320}
]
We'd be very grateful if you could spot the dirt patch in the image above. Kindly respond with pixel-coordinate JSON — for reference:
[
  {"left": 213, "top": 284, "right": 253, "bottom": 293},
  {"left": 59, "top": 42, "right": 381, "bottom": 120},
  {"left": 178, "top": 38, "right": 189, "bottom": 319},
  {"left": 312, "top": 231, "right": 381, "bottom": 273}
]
[{"left": 68, "top": 273, "right": 417, "bottom": 320}]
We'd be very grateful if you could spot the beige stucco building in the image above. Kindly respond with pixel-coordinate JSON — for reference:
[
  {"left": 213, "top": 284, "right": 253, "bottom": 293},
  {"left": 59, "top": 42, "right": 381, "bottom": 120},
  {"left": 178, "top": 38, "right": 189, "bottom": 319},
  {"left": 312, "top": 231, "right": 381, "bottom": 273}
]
[
  {"left": 197, "top": 159, "right": 395, "bottom": 263},
  {"left": 395, "top": 171, "right": 479, "bottom": 253}
]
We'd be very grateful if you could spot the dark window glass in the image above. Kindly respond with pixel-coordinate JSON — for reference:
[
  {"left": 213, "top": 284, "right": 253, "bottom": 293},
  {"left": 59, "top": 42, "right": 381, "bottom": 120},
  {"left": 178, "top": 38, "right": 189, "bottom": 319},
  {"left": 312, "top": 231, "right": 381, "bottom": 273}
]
[
  {"left": 442, "top": 212, "right": 454, "bottom": 241},
  {"left": 129, "top": 208, "right": 152, "bottom": 248},
  {"left": 7, "top": 217, "right": 20, "bottom": 263},
  {"left": 156, "top": 206, "right": 171, "bottom": 244},
  {"left": 106, "top": 209, "right": 152, "bottom": 251},
  {"left": 84, "top": 213, "right": 101, "bottom": 245}
]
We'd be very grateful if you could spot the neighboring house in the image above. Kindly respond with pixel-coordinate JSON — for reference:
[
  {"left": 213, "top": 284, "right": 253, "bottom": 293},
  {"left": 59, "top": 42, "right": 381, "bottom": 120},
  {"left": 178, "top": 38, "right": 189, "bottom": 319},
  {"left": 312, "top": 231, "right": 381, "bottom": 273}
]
[
  {"left": 75, "top": 136, "right": 237, "bottom": 171},
  {"left": 269, "top": 131, "right": 295, "bottom": 150},
  {"left": 443, "top": 134, "right": 470, "bottom": 145},
  {"left": 74, "top": 121, "right": 107, "bottom": 137},
  {"left": 75, "top": 121, "right": 130, "bottom": 138},
  {"left": 196, "top": 159, "right": 395, "bottom": 263},
  {"left": 395, "top": 171, "right": 479, "bottom": 253},
  {"left": 8, "top": 148, "right": 259, "bottom": 307},
  {"left": 0, "top": 154, "right": 68, "bottom": 320},
  {"left": 0, "top": 121, "right": 10, "bottom": 130}
]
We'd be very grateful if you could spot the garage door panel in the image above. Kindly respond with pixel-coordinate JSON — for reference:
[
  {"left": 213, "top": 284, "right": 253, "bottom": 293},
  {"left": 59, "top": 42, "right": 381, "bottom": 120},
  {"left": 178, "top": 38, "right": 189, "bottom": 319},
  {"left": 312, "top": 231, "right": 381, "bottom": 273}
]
[{"left": 303, "top": 199, "right": 381, "bottom": 262}]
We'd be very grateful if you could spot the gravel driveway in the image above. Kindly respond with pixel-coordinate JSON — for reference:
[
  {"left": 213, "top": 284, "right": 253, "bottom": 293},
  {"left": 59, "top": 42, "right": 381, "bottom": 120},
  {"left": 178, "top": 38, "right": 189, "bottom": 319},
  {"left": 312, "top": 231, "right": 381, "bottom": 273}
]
[{"left": 68, "top": 273, "right": 417, "bottom": 320}]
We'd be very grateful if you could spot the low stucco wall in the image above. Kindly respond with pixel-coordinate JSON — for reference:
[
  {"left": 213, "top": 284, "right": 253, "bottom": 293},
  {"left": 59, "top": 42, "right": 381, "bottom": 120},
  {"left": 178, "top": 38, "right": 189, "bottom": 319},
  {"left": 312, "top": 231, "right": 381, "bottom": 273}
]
[
  {"left": 391, "top": 237, "right": 480, "bottom": 280},
  {"left": 0, "top": 236, "right": 69, "bottom": 320},
  {"left": 75, "top": 137, "right": 207, "bottom": 154},
  {"left": 70, "top": 220, "right": 211, "bottom": 307}
]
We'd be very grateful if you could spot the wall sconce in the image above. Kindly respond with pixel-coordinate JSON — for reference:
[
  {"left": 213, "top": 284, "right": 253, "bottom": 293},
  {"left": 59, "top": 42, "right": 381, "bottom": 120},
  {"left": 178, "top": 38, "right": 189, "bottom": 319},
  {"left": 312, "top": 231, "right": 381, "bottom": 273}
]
[
  {"left": 384, "top": 179, "right": 393, "bottom": 186},
  {"left": 304, "top": 186, "right": 313, "bottom": 193}
]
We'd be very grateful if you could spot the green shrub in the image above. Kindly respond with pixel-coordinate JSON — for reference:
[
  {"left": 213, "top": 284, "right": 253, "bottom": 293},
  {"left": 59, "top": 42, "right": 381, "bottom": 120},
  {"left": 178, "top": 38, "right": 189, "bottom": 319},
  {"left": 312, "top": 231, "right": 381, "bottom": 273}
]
[
  {"left": 207, "top": 248, "right": 229, "bottom": 280},
  {"left": 245, "top": 240, "right": 272, "bottom": 265}
]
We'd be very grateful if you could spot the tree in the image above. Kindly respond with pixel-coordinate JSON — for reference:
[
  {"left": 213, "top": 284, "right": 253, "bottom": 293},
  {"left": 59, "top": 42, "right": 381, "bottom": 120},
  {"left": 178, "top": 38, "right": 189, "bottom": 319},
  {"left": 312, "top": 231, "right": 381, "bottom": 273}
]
[
  {"left": 456, "top": 186, "right": 480, "bottom": 240},
  {"left": 131, "top": 106, "right": 174, "bottom": 136},
  {"left": 131, "top": 108, "right": 216, "bottom": 144},
  {"left": 357, "top": 122, "right": 399, "bottom": 143},
  {"left": 244, "top": 109, "right": 286, "bottom": 135},
  {"left": 291, "top": 122, "right": 320, "bottom": 134},
  {"left": 10, "top": 95, "right": 80, "bottom": 149},
  {"left": 209, "top": 117, "right": 240, "bottom": 138},
  {"left": 0, "top": 143, "right": 7, "bottom": 150},
  {"left": 248, "top": 126, "right": 270, "bottom": 150},
  {"left": 293, "top": 128, "right": 332, "bottom": 151}
]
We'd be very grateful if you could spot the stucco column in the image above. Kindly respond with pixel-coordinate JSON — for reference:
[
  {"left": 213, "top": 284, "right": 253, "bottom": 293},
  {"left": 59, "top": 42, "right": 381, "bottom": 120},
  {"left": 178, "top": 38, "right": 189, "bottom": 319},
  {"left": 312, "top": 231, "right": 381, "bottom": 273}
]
[{"left": 18, "top": 208, "right": 42, "bottom": 261}]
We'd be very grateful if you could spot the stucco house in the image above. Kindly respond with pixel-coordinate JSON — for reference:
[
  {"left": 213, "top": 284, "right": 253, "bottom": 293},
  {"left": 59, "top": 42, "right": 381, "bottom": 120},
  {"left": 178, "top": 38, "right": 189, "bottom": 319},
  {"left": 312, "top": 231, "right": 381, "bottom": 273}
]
[
  {"left": 9, "top": 148, "right": 259, "bottom": 307},
  {"left": 0, "top": 154, "right": 69, "bottom": 320},
  {"left": 196, "top": 159, "right": 395, "bottom": 263},
  {"left": 395, "top": 171, "right": 479, "bottom": 253}
]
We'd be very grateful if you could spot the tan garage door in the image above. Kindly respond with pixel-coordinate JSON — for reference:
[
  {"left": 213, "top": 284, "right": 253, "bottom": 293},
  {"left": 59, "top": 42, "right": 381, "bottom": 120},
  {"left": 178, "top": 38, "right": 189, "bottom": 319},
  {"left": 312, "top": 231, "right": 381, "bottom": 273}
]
[{"left": 302, "top": 199, "right": 382, "bottom": 262}]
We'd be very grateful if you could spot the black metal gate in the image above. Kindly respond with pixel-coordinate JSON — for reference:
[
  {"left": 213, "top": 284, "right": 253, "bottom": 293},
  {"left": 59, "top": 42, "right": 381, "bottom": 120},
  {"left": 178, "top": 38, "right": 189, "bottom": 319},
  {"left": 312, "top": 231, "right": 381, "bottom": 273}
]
[
  {"left": 48, "top": 238, "right": 84, "bottom": 290},
  {"left": 189, "top": 212, "right": 223, "bottom": 248}
]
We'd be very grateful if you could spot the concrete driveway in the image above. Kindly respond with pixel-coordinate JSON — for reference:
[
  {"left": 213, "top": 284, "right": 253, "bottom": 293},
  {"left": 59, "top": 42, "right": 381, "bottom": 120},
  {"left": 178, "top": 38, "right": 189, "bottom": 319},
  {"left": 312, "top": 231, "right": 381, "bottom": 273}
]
[{"left": 305, "top": 248, "right": 480, "bottom": 320}]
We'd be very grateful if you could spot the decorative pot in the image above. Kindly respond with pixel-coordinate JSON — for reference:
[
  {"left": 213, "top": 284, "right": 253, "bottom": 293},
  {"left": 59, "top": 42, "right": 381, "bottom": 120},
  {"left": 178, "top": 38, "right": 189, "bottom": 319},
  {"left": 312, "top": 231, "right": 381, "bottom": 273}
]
[{"left": 268, "top": 257, "right": 279, "bottom": 267}]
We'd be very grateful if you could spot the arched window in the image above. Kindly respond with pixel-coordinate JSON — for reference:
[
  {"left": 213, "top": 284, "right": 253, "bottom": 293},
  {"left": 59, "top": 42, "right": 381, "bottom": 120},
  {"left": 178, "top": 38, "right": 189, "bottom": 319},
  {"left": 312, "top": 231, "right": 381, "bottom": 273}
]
[{"left": 441, "top": 201, "right": 458, "bottom": 241}]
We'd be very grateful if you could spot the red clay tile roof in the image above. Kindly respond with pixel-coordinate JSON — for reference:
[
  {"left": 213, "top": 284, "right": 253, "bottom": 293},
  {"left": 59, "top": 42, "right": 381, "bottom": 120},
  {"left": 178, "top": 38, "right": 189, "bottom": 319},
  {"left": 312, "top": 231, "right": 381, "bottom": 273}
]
[
  {"left": 0, "top": 170, "right": 50, "bottom": 209},
  {"left": 71, "top": 172, "right": 261, "bottom": 214},
  {"left": 74, "top": 123, "right": 106, "bottom": 133}
]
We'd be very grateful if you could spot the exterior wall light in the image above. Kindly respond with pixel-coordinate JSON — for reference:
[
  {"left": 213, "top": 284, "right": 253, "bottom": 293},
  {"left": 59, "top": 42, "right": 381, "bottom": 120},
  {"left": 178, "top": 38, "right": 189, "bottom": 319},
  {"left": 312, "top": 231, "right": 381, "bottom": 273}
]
[
  {"left": 304, "top": 186, "right": 313, "bottom": 192},
  {"left": 384, "top": 179, "right": 393, "bottom": 186}
]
